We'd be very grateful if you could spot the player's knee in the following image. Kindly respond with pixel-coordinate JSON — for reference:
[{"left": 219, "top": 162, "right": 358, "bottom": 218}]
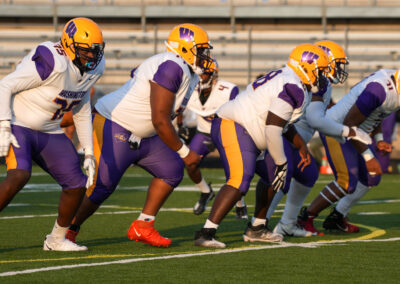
[
  {"left": 87, "top": 186, "right": 115, "bottom": 205},
  {"left": 164, "top": 174, "right": 183, "bottom": 188}
]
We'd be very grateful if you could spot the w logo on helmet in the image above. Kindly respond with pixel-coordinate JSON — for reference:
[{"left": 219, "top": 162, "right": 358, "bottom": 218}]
[
  {"left": 301, "top": 51, "right": 319, "bottom": 64},
  {"left": 65, "top": 21, "right": 77, "bottom": 39},
  {"left": 179, "top": 27, "right": 194, "bottom": 43}
]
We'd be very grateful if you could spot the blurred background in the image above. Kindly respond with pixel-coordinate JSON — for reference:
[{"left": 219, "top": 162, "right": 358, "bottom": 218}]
[{"left": 1, "top": 0, "right": 400, "bottom": 170}]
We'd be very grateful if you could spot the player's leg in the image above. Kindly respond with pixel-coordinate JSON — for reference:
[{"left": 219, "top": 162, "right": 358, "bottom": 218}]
[
  {"left": 66, "top": 114, "right": 135, "bottom": 244},
  {"left": 273, "top": 153, "right": 318, "bottom": 237},
  {"left": 127, "top": 135, "right": 184, "bottom": 247},
  {"left": 188, "top": 133, "right": 215, "bottom": 215},
  {"left": 323, "top": 150, "right": 381, "bottom": 232},
  {"left": 235, "top": 195, "right": 248, "bottom": 220},
  {"left": 34, "top": 130, "right": 89, "bottom": 251},
  {"left": 194, "top": 118, "right": 258, "bottom": 248},
  {"left": 298, "top": 136, "right": 359, "bottom": 235},
  {"left": 0, "top": 125, "right": 32, "bottom": 211}
]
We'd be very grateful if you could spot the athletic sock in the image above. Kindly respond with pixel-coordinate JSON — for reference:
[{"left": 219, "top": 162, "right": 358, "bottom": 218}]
[
  {"left": 138, "top": 213, "right": 155, "bottom": 222},
  {"left": 50, "top": 220, "right": 68, "bottom": 240},
  {"left": 336, "top": 182, "right": 370, "bottom": 216},
  {"left": 197, "top": 178, "right": 211, "bottom": 193},
  {"left": 281, "top": 179, "right": 311, "bottom": 225},
  {"left": 204, "top": 219, "right": 219, "bottom": 229},
  {"left": 266, "top": 190, "right": 284, "bottom": 220}
]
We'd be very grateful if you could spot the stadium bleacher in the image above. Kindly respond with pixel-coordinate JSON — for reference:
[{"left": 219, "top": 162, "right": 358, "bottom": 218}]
[{"left": 1, "top": 0, "right": 400, "bottom": 159}]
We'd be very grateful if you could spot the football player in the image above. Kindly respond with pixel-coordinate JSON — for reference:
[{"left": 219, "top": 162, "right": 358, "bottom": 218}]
[
  {"left": 298, "top": 67, "right": 400, "bottom": 234},
  {"left": 183, "top": 58, "right": 249, "bottom": 218},
  {"left": 0, "top": 18, "right": 105, "bottom": 251},
  {"left": 194, "top": 44, "right": 330, "bottom": 248},
  {"left": 66, "top": 23, "right": 213, "bottom": 248},
  {"left": 257, "top": 40, "right": 370, "bottom": 237}
]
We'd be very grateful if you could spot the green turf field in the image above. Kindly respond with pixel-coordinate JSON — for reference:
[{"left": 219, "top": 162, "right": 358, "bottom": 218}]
[{"left": 1, "top": 166, "right": 399, "bottom": 283}]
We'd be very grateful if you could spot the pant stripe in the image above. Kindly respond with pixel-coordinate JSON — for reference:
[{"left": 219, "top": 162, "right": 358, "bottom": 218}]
[
  {"left": 86, "top": 113, "right": 106, "bottom": 197},
  {"left": 326, "top": 136, "right": 349, "bottom": 190},
  {"left": 5, "top": 145, "right": 17, "bottom": 170},
  {"left": 220, "top": 119, "right": 243, "bottom": 189}
]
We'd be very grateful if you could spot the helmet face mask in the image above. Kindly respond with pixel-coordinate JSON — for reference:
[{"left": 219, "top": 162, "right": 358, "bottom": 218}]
[
  {"left": 166, "top": 23, "right": 213, "bottom": 75},
  {"left": 200, "top": 58, "right": 218, "bottom": 90},
  {"left": 61, "top": 17, "right": 105, "bottom": 73}
]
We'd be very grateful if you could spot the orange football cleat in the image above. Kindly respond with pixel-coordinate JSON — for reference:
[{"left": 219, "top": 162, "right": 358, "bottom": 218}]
[{"left": 127, "top": 220, "right": 171, "bottom": 248}]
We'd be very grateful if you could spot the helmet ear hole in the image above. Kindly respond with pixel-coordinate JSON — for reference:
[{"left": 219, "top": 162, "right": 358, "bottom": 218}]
[{"left": 182, "top": 47, "right": 188, "bottom": 54}]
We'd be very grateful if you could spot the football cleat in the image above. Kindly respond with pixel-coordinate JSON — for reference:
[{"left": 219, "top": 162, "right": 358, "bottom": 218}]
[
  {"left": 235, "top": 205, "right": 248, "bottom": 220},
  {"left": 297, "top": 206, "right": 325, "bottom": 236},
  {"left": 193, "top": 187, "right": 215, "bottom": 215},
  {"left": 43, "top": 235, "right": 88, "bottom": 251},
  {"left": 194, "top": 228, "right": 226, "bottom": 248},
  {"left": 273, "top": 221, "right": 313, "bottom": 237},
  {"left": 322, "top": 207, "right": 360, "bottom": 233},
  {"left": 127, "top": 220, "right": 171, "bottom": 248},
  {"left": 243, "top": 222, "right": 283, "bottom": 243}
]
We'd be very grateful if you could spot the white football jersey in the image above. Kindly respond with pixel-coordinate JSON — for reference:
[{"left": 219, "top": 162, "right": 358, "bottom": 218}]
[
  {"left": 217, "top": 66, "right": 309, "bottom": 150},
  {"left": 187, "top": 79, "right": 238, "bottom": 134},
  {"left": 95, "top": 52, "right": 199, "bottom": 138},
  {"left": 327, "top": 69, "right": 400, "bottom": 135},
  {"left": 295, "top": 83, "right": 332, "bottom": 143},
  {"left": 0, "top": 41, "right": 104, "bottom": 133}
]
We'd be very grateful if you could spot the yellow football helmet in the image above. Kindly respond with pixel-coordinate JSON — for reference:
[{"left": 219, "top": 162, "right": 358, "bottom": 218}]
[
  {"left": 61, "top": 17, "right": 105, "bottom": 73},
  {"left": 200, "top": 57, "right": 218, "bottom": 90},
  {"left": 315, "top": 40, "right": 349, "bottom": 84},
  {"left": 165, "top": 23, "right": 213, "bottom": 75},
  {"left": 287, "top": 43, "right": 330, "bottom": 92}
]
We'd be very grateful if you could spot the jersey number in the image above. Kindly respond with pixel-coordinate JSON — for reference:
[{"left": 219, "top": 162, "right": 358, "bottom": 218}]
[
  {"left": 51, "top": 98, "right": 81, "bottom": 120},
  {"left": 252, "top": 70, "right": 282, "bottom": 90}
]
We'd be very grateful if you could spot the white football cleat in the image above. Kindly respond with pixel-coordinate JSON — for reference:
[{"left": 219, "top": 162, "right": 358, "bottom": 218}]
[
  {"left": 43, "top": 235, "right": 88, "bottom": 251},
  {"left": 273, "top": 221, "right": 312, "bottom": 237}
]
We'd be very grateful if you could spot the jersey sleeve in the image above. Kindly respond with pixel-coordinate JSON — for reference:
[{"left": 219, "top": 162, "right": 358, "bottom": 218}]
[
  {"left": 355, "top": 82, "right": 386, "bottom": 117},
  {"left": 0, "top": 45, "right": 54, "bottom": 120},
  {"left": 229, "top": 86, "right": 239, "bottom": 100},
  {"left": 152, "top": 60, "right": 184, "bottom": 93},
  {"left": 269, "top": 83, "right": 305, "bottom": 121}
]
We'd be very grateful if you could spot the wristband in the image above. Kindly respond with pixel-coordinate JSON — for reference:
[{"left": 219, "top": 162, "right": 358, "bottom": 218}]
[
  {"left": 374, "top": 133, "right": 384, "bottom": 142},
  {"left": 177, "top": 143, "right": 190, "bottom": 158},
  {"left": 341, "top": 126, "right": 350, "bottom": 137},
  {"left": 361, "top": 148, "right": 374, "bottom": 162}
]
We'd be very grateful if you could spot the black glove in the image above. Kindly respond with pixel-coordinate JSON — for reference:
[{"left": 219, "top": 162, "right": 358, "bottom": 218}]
[
  {"left": 178, "top": 126, "right": 190, "bottom": 141},
  {"left": 272, "top": 162, "right": 288, "bottom": 192}
]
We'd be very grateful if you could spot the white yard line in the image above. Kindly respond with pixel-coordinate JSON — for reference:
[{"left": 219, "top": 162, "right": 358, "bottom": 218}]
[{"left": 1, "top": 237, "right": 400, "bottom": 277}]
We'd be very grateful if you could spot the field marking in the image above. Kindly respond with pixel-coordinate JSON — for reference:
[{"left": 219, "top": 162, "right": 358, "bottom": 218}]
[{"left": 1, "top": 237, "right": 400, "bottom": 277}]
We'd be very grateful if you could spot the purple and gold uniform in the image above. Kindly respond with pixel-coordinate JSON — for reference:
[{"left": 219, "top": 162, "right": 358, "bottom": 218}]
[
  {"left": 323, "top": 69, "right": 400, "bottom": 192},
  {"left": 187, "top": 79, "right": 238, "bottom": 157},
  {"left": 88, "top": 52, "right": 199, "bottom": 204},
  {"left": 0, "top": 41, "right": 104, "bottom": 188},
  {"left": 212, "top": 66, "right": 309, "bottom": 193}
]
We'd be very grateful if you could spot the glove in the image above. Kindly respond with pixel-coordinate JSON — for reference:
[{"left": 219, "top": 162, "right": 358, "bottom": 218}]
[
  {"left": 349, "top": 126, "right": 372, "bottom": 145},
  {"left": 272, "top": 162, "right": 288, "bottom": 192},
  {"left": 83, "top": 148, "right": 96, "bottom": 188},
  {"left": 0, "top": 120, "right": 20, "bottom": 157},
  {"left": 178, "top": 125, "right": 190, "bottom": 141}
]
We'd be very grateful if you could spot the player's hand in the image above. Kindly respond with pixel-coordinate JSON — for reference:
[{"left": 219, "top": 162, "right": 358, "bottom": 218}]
[
  {"left": 0, "top": 120, "right": 19, "bottom": 157},
  {"left": 297, "top": 145, "right": 311, "bottom": 172},
  {"left": 182, "top": 149, "right": 201, "bottom": 172},
  {"left": 365, "top": 157, "right": 382, "bottom": 177},
  {"left": 348, "top": 126, "right": 372, "bottom": 145},
  {"left": 178, "top": 126, "right": 190, "bottom": 142},
  {"left": 377, "top": 141, "right": 392, "bottom": 154},
  {"left": 272, "top": 162, "right": 288, "bottom": 192},
  {"left": 83, "top": 149, "right": 96, "bottom": 188}
]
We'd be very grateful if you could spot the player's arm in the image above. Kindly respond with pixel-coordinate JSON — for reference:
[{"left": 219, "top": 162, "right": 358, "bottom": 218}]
[
  {"left": 73, "top": 90, "right": 95, "bottom": 187},
  {"left": 343, "top": 82, "right": 386, "bottom": 175},
  {"left": 283, "top": 124, "right": 311, "bottom": 171},
  {"left": 150, "top": 81, "right": 200, "bottom": 169},
  {"left": 266, "top": 83, "right": 304, "bottom": 191}
]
